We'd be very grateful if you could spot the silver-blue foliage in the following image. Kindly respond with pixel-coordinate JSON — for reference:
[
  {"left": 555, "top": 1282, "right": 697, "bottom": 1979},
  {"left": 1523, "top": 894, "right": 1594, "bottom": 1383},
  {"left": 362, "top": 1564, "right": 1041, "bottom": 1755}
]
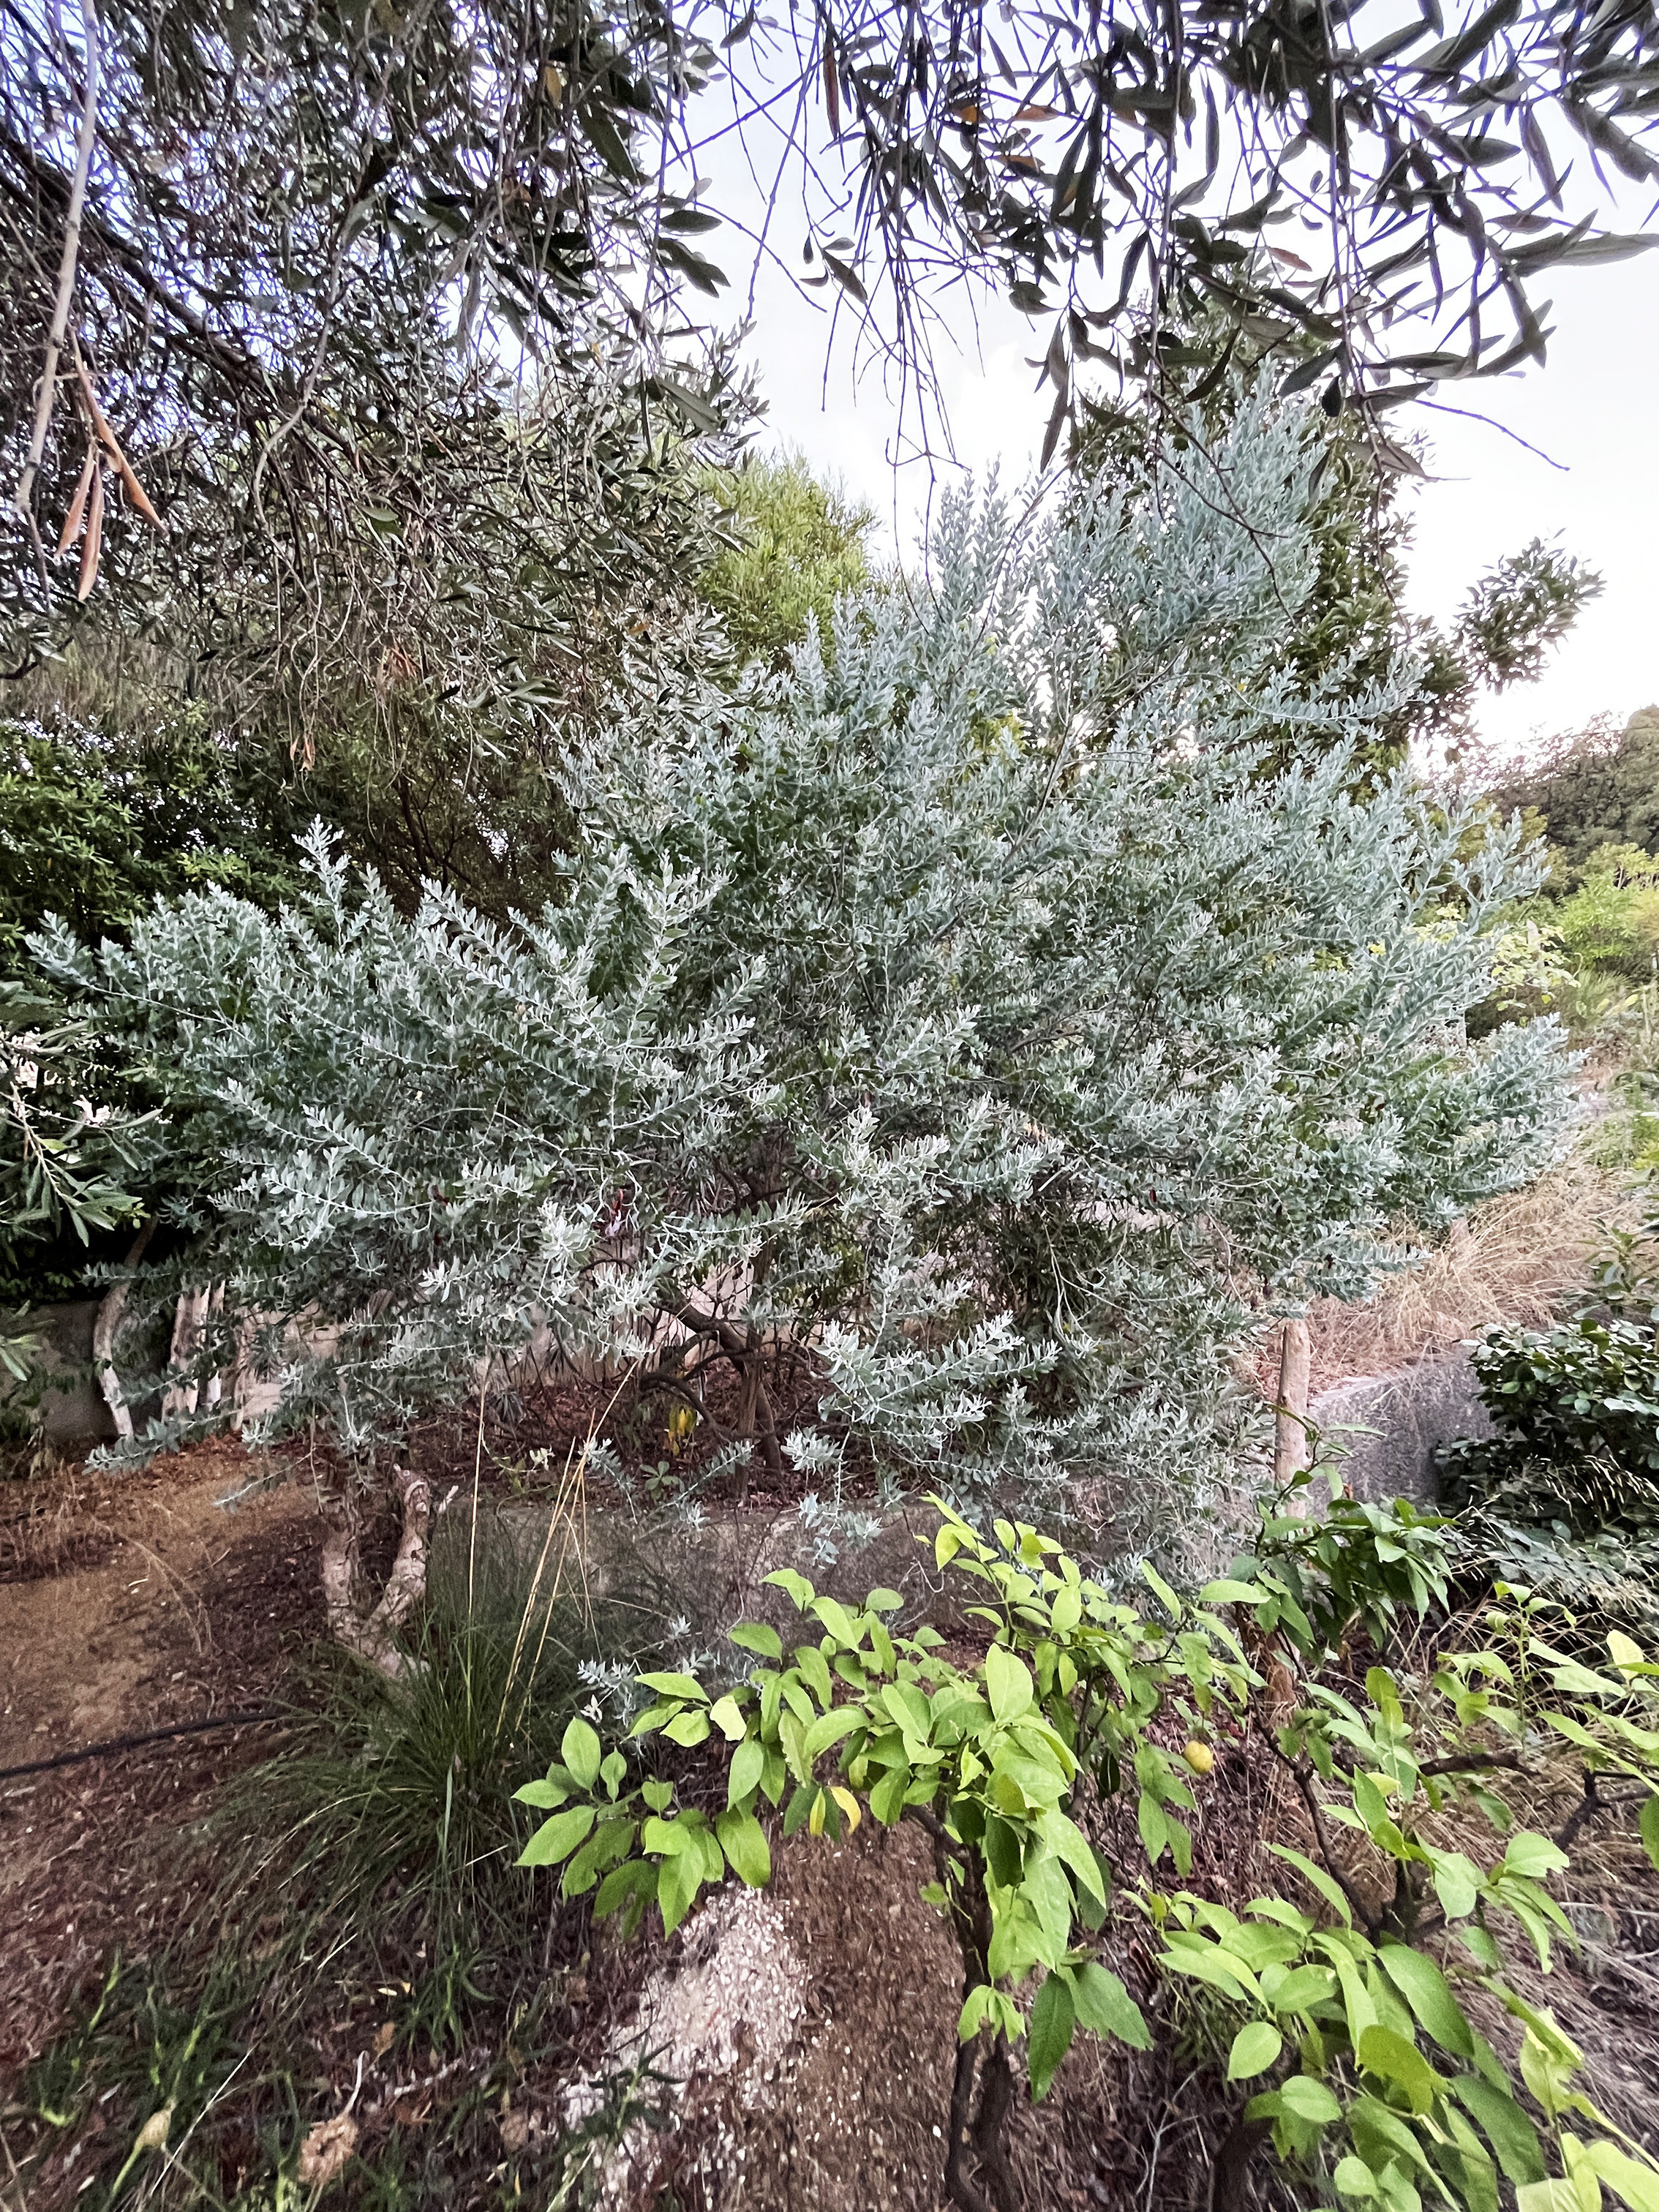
[{"left": 35, "top": 398, "right": 1573, "bottom": 1543}]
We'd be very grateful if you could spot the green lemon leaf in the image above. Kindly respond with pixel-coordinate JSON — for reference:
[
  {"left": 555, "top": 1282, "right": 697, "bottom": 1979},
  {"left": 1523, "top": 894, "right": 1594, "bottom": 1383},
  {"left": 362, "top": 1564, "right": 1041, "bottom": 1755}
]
[
  {"left": 1227, "top": 2022, "right": 1284, "bottom": 2080},
  {"left": 517, "top": 1804, "right": 596, "bottom": 1868},
  {"left": 593, "top": 1859, "right": 655, "bottom": 1921},
  {"left": 715, "top": 1807, "right": 771, "bottom": 1886},
  {"left": 1580, "top": 2139, "right": 1659, "bottom": 2212},
  {"left": 810, "top": 1596, "right": 864, "bottom": 1649},
  {"left": 1137, "top": 1791, "right": 1170, "bottom": 1865},
  {"left": 1278, "top": 2074, "right": 1342, "bottom": 2125},
  {"left": 869, "top": 1764, "right": 909, "bottom": 1826},
  {"left": 729, "top": 1621, "right": 783, "bottom": 1660},
  {"left": 658, "top": 1849, "right": 701, "bottom": 1938},
  {"left": 1067, "top": 1963, "right": 1151, "bottom": 2049},
  {"left": 1502, "top": 1832, "right": 1569, "bottom": 1881},
  {"left": 513, "top": 1777, "right": 570, "bottom": 1808},
  {"left": 1356, "top": 2024, "right": 1441, "bottom": 2117},
  {"left": 561, "top": 1716, "right": 602, "bottom": 1790},
  {"left": 1431, "top": 1851, "right": 1482, "bottom": 1922},
  {"left": 882, "top": 1682, "right": 933, "bottom": 1739},
  {"left": 1028, "top": 1973, "right": 1075, "bottom": 2100},
  {"left": 1333, "top": 2156, "right": 1380, "bottom": 2200},
  {"left": 1200, "top": 1579, "right": 1268, "bottom": 1606},
  {"left": 794, "top": 1645, "right": 834, "bottom": 1709},
  {"left": 1268, "top": 1843, "right": 1353, "bottom": 1925},
  {"left": 1040, "top": 1810, "right": 1107, "bottom": 1905},
  {"left": 708, "top": 1694, "right": 747, "bottom": 1742},
  {"left": 663, "top": 1708, "right": 712, "bottom": 1748},
  {"left": 802, "top": 1707, "right": 863, "bottom": 1762},
  {"left": 1639, "top": 1792, "right": 1659, "bottom": 1875},
  {"left": 1268, "top": 1965, "right": 1338, "bottom": 2014},
  {"left": 1377, "top": 1943, "right": 1475, "bottom": 2059},
  {"left": 636, "top": 1671, "right": 709, "bottom": 1702},
  {"left": 985, "top": 1641, "right": 1034, "bottom": 1723},
  {"left": 1451, "top": 2077, "right": 1546, "bottom": 2186},
  {"left": 763, "top": 1568, "right": 814, "bottom": 1611},
  {"left": 728, "top": 1735, "right": 766, "bottom": 1807},
  {"left": 562, "top": 1818, "right": 636, "bottom": 1897}
]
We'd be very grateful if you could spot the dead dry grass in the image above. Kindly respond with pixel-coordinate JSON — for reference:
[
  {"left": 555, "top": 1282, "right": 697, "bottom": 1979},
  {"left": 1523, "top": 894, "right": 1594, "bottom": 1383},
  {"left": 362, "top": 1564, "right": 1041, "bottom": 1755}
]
[{"left": 1298, "top": 1154, "right": 1637, "bottom": 1395}]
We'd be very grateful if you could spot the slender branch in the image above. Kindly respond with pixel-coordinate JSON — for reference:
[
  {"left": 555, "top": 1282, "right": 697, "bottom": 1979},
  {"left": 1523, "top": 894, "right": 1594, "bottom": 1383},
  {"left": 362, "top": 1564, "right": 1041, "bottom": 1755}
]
[
  {"left": 1287, "top": 1756, "right": 1380, "bottom": 1937},
  {"left": 12, "top": 0, "right": 101, "bottom": 524},
  {"left": 1420, "top": 1751, "right": 1523, "bottom": 1778},
  {"left": 1554, "top": 1769, "right": 1606, "bottom": 1854}
]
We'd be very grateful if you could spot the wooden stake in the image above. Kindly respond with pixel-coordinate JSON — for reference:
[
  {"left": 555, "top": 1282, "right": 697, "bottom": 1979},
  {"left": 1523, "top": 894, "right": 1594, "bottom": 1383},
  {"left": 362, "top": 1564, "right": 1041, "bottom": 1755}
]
[{"left": 1273, "top": 1315, "right": 1312, "bottom": 1501}]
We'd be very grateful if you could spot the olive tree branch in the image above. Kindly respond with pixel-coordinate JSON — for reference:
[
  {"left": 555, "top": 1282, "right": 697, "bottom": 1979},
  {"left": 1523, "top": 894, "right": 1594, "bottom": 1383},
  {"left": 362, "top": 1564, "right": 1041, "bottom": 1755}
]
[{"left": 12, "top": 0, "right": 100, "bottom": 531}]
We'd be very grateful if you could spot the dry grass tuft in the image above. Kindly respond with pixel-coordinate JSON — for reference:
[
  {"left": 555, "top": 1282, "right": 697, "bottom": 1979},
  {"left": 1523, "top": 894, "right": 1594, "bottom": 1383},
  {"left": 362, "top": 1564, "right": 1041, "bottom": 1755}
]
[{"left": 1299, "top": 1153, "right": 1636, "bottom": 1395}]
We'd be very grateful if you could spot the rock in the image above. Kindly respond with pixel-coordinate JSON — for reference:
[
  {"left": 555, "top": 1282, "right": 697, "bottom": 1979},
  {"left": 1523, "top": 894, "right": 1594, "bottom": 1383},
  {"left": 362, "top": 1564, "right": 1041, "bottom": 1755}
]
[{"left": 1307, "top": 1348, "right": 1492, "bottom": 1507}]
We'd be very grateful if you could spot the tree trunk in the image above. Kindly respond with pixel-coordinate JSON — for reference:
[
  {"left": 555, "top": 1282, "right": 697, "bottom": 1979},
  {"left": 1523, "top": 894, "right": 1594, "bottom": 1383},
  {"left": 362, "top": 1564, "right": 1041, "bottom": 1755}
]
[
  {"left": 935, "top": 1846, "right": 1020, "bottom": 2212},
  {"left": 203, "top": 1284, "right": 226, "bottom": 1409},
  {"left": 163, "top": 1286, "right": 211, "bottom": 1417},
  {"left": 1273, "top": 1314, "right": 1312, "bottom": 1501},
  {"left": 320, "top": 1465, "right": 432, "bottom": 1680},
  {"left": 1208, "top": 2115, "right": 1270, "bottom": 2212},
  {"left": 92, "top": 1219, "right": 154, "bottom": 1441}
]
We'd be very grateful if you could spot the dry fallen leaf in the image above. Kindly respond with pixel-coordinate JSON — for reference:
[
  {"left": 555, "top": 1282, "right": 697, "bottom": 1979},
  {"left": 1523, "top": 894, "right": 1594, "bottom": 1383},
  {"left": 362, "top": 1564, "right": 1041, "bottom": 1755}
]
[
  {"left": 297, "top": 2113, "right": 359, "bottom": 2189},
  {"left": 135, "top": 2102, "right": 175, "bottom": 2154}
]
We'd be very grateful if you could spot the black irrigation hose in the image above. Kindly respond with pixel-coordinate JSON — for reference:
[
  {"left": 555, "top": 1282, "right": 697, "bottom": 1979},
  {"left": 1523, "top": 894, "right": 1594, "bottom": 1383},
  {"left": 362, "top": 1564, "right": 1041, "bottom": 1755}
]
[{"left": 0, "top": 1708, "right": 287, "bottom": 1785}]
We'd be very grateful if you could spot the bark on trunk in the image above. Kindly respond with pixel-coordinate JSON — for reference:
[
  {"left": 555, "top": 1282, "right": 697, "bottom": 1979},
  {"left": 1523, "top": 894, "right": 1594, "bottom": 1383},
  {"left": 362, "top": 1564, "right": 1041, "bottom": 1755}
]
[
  {"left": 163, "top": 1286, "right": 211, "bottom": 1417},
  {"left": 1273, "top": 1314, "right": 1312, "bottom": 1500},
  {"left": 92, "top": 1219, "right": 154, "bottom": 1441},
  {"left": 320, "top": 1465, "right": 432, "bottom": 1681},
  {"left": 203, "top": 1284, "right": 226, "bottom": 1409}
]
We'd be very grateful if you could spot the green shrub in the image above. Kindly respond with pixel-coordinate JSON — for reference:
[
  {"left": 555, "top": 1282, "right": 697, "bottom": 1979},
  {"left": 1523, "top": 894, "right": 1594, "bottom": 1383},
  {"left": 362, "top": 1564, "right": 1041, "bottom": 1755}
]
[
  {"left": 696, "top": 455, "right": 876, "bottom": 671},
  {"left": 516, "top": 1500, "right": 1659, "bottom": 2212},
  {"left": 1439, "top": 1311, "right": 1659, "bottom": 1630},
  {"left": 1551, "top": 843, "right": 1659, "bottom": 984}
]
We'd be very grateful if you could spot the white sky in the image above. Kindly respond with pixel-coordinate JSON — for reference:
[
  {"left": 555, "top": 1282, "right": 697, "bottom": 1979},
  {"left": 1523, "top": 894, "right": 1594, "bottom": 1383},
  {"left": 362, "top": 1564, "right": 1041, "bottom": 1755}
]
[{"left": 723, "top": 225, "right": 1659, "bottom": 767}]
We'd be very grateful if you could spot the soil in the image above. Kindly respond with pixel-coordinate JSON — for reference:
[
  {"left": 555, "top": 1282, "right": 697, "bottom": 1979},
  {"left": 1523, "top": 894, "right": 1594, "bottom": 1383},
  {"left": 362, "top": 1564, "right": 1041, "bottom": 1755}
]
[
  {"left": 5, "top": 1429, "right": 1659, "bottom": 2212},
  {"left": 0, "top": 1440, "right": 325, "bottom": 2082}
]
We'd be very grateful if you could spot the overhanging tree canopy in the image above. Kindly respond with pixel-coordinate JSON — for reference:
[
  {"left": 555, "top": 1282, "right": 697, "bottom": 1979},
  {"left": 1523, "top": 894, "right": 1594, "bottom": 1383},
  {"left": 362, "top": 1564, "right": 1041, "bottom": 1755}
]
[{"left": 7, "top": 0, "right": 1655, "bottom": 608}]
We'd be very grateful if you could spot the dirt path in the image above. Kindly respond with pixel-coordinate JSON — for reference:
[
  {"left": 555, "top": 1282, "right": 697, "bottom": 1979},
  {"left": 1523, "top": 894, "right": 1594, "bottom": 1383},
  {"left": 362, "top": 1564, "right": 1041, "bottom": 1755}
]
[{"left": 0, "top": 1442, "right": 324, "bottom": 2081}]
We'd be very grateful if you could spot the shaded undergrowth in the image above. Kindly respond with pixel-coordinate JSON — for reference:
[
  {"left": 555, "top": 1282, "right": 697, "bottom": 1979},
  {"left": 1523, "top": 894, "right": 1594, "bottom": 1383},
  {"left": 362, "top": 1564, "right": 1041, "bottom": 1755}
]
[{"left": 2, "top": 1516, "right": 693, "bottom": 2211}]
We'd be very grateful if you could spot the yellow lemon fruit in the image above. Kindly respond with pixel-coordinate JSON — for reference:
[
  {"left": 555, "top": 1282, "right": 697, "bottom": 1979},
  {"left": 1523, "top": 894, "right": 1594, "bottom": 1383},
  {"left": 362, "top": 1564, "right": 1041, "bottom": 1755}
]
[{"left": 1182, "top": 1740, "right": 1216, "bottom": 1775}]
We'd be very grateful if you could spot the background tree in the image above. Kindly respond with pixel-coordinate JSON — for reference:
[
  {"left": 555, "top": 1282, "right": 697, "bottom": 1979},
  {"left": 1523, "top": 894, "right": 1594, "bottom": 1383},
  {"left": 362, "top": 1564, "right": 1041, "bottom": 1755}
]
[
  {"left": 7, "top": 0, "right": 1658, "bottom": 636},
  {"left": 0, "top": 710, "right": 299, "bottom": 978},
  {"left": 695, "top": 456, "right": 877, "bottom": 672},
  {"left": 1074, "top": 332, "right": 1600, "bottom": 770},
  {"left": 1473, "top": 709, "right": 1659, "bottom": 872}
]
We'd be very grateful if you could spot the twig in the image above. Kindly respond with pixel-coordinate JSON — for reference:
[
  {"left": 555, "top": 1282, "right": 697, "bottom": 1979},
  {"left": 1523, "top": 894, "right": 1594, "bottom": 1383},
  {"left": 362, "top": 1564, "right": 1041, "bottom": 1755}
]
[
  {"left": 1420, "top": 1751, "right": 1522, "bottom": 1777},
  {"left": 12, "top": 0, "right": 101, "bottom": 526},
  {"left": 1288, "top": 1757, "right": 1379, "bottom": 1936}
]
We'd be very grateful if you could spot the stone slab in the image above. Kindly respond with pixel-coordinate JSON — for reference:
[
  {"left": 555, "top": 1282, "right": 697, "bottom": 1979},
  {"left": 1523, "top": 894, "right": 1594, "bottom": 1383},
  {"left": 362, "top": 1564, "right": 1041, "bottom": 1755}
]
[{"left": 1307, "top": 1348, "right": 1492, "bottom": 1507}]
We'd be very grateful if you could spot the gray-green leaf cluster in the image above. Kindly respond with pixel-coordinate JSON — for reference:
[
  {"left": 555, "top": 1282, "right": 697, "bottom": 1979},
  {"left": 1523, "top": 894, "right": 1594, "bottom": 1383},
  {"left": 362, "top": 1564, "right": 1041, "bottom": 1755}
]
[{"left": 34, "top": 398, "right": 1572, "bottom": 1527}]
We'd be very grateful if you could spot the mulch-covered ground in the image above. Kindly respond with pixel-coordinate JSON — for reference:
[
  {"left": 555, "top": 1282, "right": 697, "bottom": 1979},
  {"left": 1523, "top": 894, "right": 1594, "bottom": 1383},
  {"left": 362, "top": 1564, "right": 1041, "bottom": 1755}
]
[
  {"left": 0, "top": 1442, "right": 323, "bottom": 2086},
  {"left": 5, "top": 1426, "right": 1659, "bottom": 2212}
]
